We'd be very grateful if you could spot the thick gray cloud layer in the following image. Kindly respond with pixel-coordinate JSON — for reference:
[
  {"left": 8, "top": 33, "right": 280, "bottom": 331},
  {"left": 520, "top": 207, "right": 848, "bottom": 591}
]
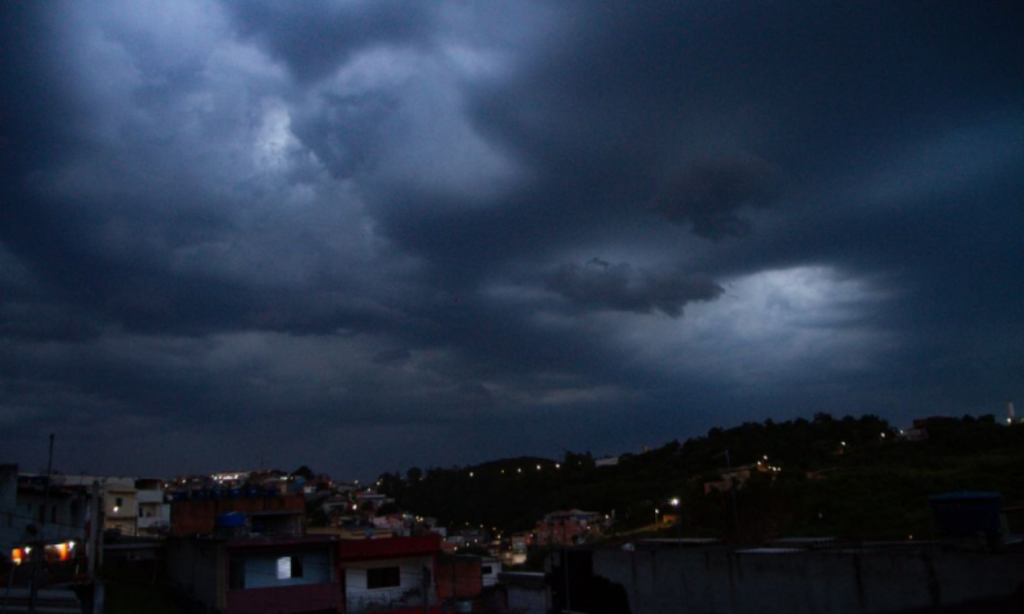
[{"left": 1, "top": 1, "right": 1022, "bottom": 479}]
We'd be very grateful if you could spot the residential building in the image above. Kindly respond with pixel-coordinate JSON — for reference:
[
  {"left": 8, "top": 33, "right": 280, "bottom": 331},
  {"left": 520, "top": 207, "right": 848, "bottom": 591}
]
[
  {"left": 534, "top": 509, "right": 604, "bottom": 546},
  {"left": 1, "top": 467, "right": 88, "bottom": 559},
  {"left": 703, "top": 465, "right": 754, "bottom": 494},
  {"left": 136, "top": 478, "right": 170, "bottom": 535},
  {"left": 480, "top": 556, "right": 502, "bottom": 588},
  {"left": 59, "top": 474, "right": 166, "bottom": 537},
  {"left": 434, "top": 554, "right": 482, "bottom": 602},
  {"left": 497, "top": 572, "right": 550, "bottom": 614},
  {"left": 336, "top": 535, "right": 442, "bottom": 614},
  {"left": 166, "top": 534, "right": 342, "bottom": 614},
  {"left": 171, "top": 492, "right": 305, "bottom": 537}
]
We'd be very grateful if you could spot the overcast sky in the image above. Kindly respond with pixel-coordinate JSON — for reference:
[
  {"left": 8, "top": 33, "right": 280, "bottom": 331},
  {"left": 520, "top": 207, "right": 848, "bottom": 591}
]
[{"left": 2, "top": 1, "right": 1022, "bottom": 480}]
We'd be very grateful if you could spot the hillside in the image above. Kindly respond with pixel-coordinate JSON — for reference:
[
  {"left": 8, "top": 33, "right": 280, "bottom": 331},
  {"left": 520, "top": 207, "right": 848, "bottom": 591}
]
[{"left": 378, "top": 414, "right": 1024, "bottom": 543}]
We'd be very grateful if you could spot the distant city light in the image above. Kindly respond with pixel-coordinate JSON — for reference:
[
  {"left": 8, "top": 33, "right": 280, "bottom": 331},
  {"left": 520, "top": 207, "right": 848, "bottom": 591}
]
[{"left": 670, "top": 498, "right": 680, "bottom": 507}]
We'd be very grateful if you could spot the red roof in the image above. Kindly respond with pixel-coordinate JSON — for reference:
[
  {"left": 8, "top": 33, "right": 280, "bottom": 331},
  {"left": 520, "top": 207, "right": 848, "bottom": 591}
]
[{"left": 337, "top": 535, "right": 442, "bottom": 561}]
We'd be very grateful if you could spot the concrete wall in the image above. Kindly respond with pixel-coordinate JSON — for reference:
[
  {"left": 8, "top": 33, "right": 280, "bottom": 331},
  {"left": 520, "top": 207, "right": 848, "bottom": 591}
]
[
  {"left": 226, "top": 583, "right": 342, "bottom": 614},
  {"left": 435, "top": 555, "right": 483, "bottom": 599},
  {"left": 506, "top": 585, "right": 550, "bottom": 614},
  {"left": 166, "top": 538, "right": 225, "bottom": 612},
  {"left": 590, "top": 546, "right": 1024, "bottom": 614}
]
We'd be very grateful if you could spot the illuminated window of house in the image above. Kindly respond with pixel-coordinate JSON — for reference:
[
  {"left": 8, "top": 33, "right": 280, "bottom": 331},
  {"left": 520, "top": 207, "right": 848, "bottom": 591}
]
[
  {"left": 367, "top": 566, "right": 400, "bottom": 589},
  {"left": 276, "top": 556, "right": 303, "bottom": 580}
]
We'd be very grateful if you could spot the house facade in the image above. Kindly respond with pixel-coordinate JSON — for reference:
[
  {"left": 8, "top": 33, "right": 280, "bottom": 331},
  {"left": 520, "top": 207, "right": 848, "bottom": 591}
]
[
  {"left": 534, "top": 509, "right": 604, "bottom": 546},
  {"left": 337, "top": 535, "right": 442, "bottom": 614},
  {"left": 166, "top": 535, "right": 343, "bottom": 614}
]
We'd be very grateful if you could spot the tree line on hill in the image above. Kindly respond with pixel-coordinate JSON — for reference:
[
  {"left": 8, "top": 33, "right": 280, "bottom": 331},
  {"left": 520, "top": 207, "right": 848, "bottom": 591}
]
[{"left": 377, "top": 413, "right": 1024, "bottom": 543}]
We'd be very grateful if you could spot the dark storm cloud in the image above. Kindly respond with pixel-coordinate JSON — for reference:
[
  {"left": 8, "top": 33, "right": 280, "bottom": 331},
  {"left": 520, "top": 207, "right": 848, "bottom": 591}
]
[
  {"left": 224, "top": 0, "right": 436, "bottom": 83},
  {"left": 1, "top": 0, "right": 1022, "bottom": 478},
  {"left": 545, "top": 259, "right": 722, "bottom": 317},
  {"left": 653, "top": 156, "right": 781, "bottom": 240}
]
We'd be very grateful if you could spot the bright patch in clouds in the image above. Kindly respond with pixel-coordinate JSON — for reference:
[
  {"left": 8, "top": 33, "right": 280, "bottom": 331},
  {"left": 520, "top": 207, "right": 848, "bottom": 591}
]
[{"left": 615, "top": 266, "right": 894, "bottom": 384}]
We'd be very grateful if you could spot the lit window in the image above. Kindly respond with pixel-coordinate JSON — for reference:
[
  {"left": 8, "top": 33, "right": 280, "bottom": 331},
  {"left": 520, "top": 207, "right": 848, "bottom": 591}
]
[{"left": 276, "top": 556, "right": 303, "bottom": 580}]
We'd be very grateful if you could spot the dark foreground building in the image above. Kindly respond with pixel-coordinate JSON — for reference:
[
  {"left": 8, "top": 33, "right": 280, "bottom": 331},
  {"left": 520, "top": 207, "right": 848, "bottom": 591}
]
[{"left": 550, "top": 541, "right": 1024, "bottom": 614}]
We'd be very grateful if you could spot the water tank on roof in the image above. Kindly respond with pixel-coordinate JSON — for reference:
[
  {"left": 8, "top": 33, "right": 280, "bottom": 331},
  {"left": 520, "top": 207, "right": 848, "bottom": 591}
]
[{"left": 930, "top": 491, "right": 1002, "bottom": 535}]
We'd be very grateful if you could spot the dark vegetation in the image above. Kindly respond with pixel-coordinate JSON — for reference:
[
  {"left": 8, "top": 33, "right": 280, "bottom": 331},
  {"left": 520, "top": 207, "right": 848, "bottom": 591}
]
[{"left": 378, "top": 414, "right": 1024, "bottom": 543}]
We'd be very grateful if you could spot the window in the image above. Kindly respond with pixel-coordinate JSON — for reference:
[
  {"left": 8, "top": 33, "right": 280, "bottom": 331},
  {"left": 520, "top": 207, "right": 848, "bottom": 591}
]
[
  {"left": 481, "top": 566, "right": 493, "bottom": 575},
  {"left": 276, "top": 556, "right": 303, "bottom": 580},
  {"left": 366, "top": 566, "right": 400, "bottom": 589}
]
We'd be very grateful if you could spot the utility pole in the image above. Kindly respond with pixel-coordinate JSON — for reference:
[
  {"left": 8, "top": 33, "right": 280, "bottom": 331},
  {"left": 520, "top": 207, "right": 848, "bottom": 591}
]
[
  {"left": 88, "top": 481, "right": 100, "bottom": 579},
  {"left": 27, "top": 434, "right": 55, "bottom": 614}
]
